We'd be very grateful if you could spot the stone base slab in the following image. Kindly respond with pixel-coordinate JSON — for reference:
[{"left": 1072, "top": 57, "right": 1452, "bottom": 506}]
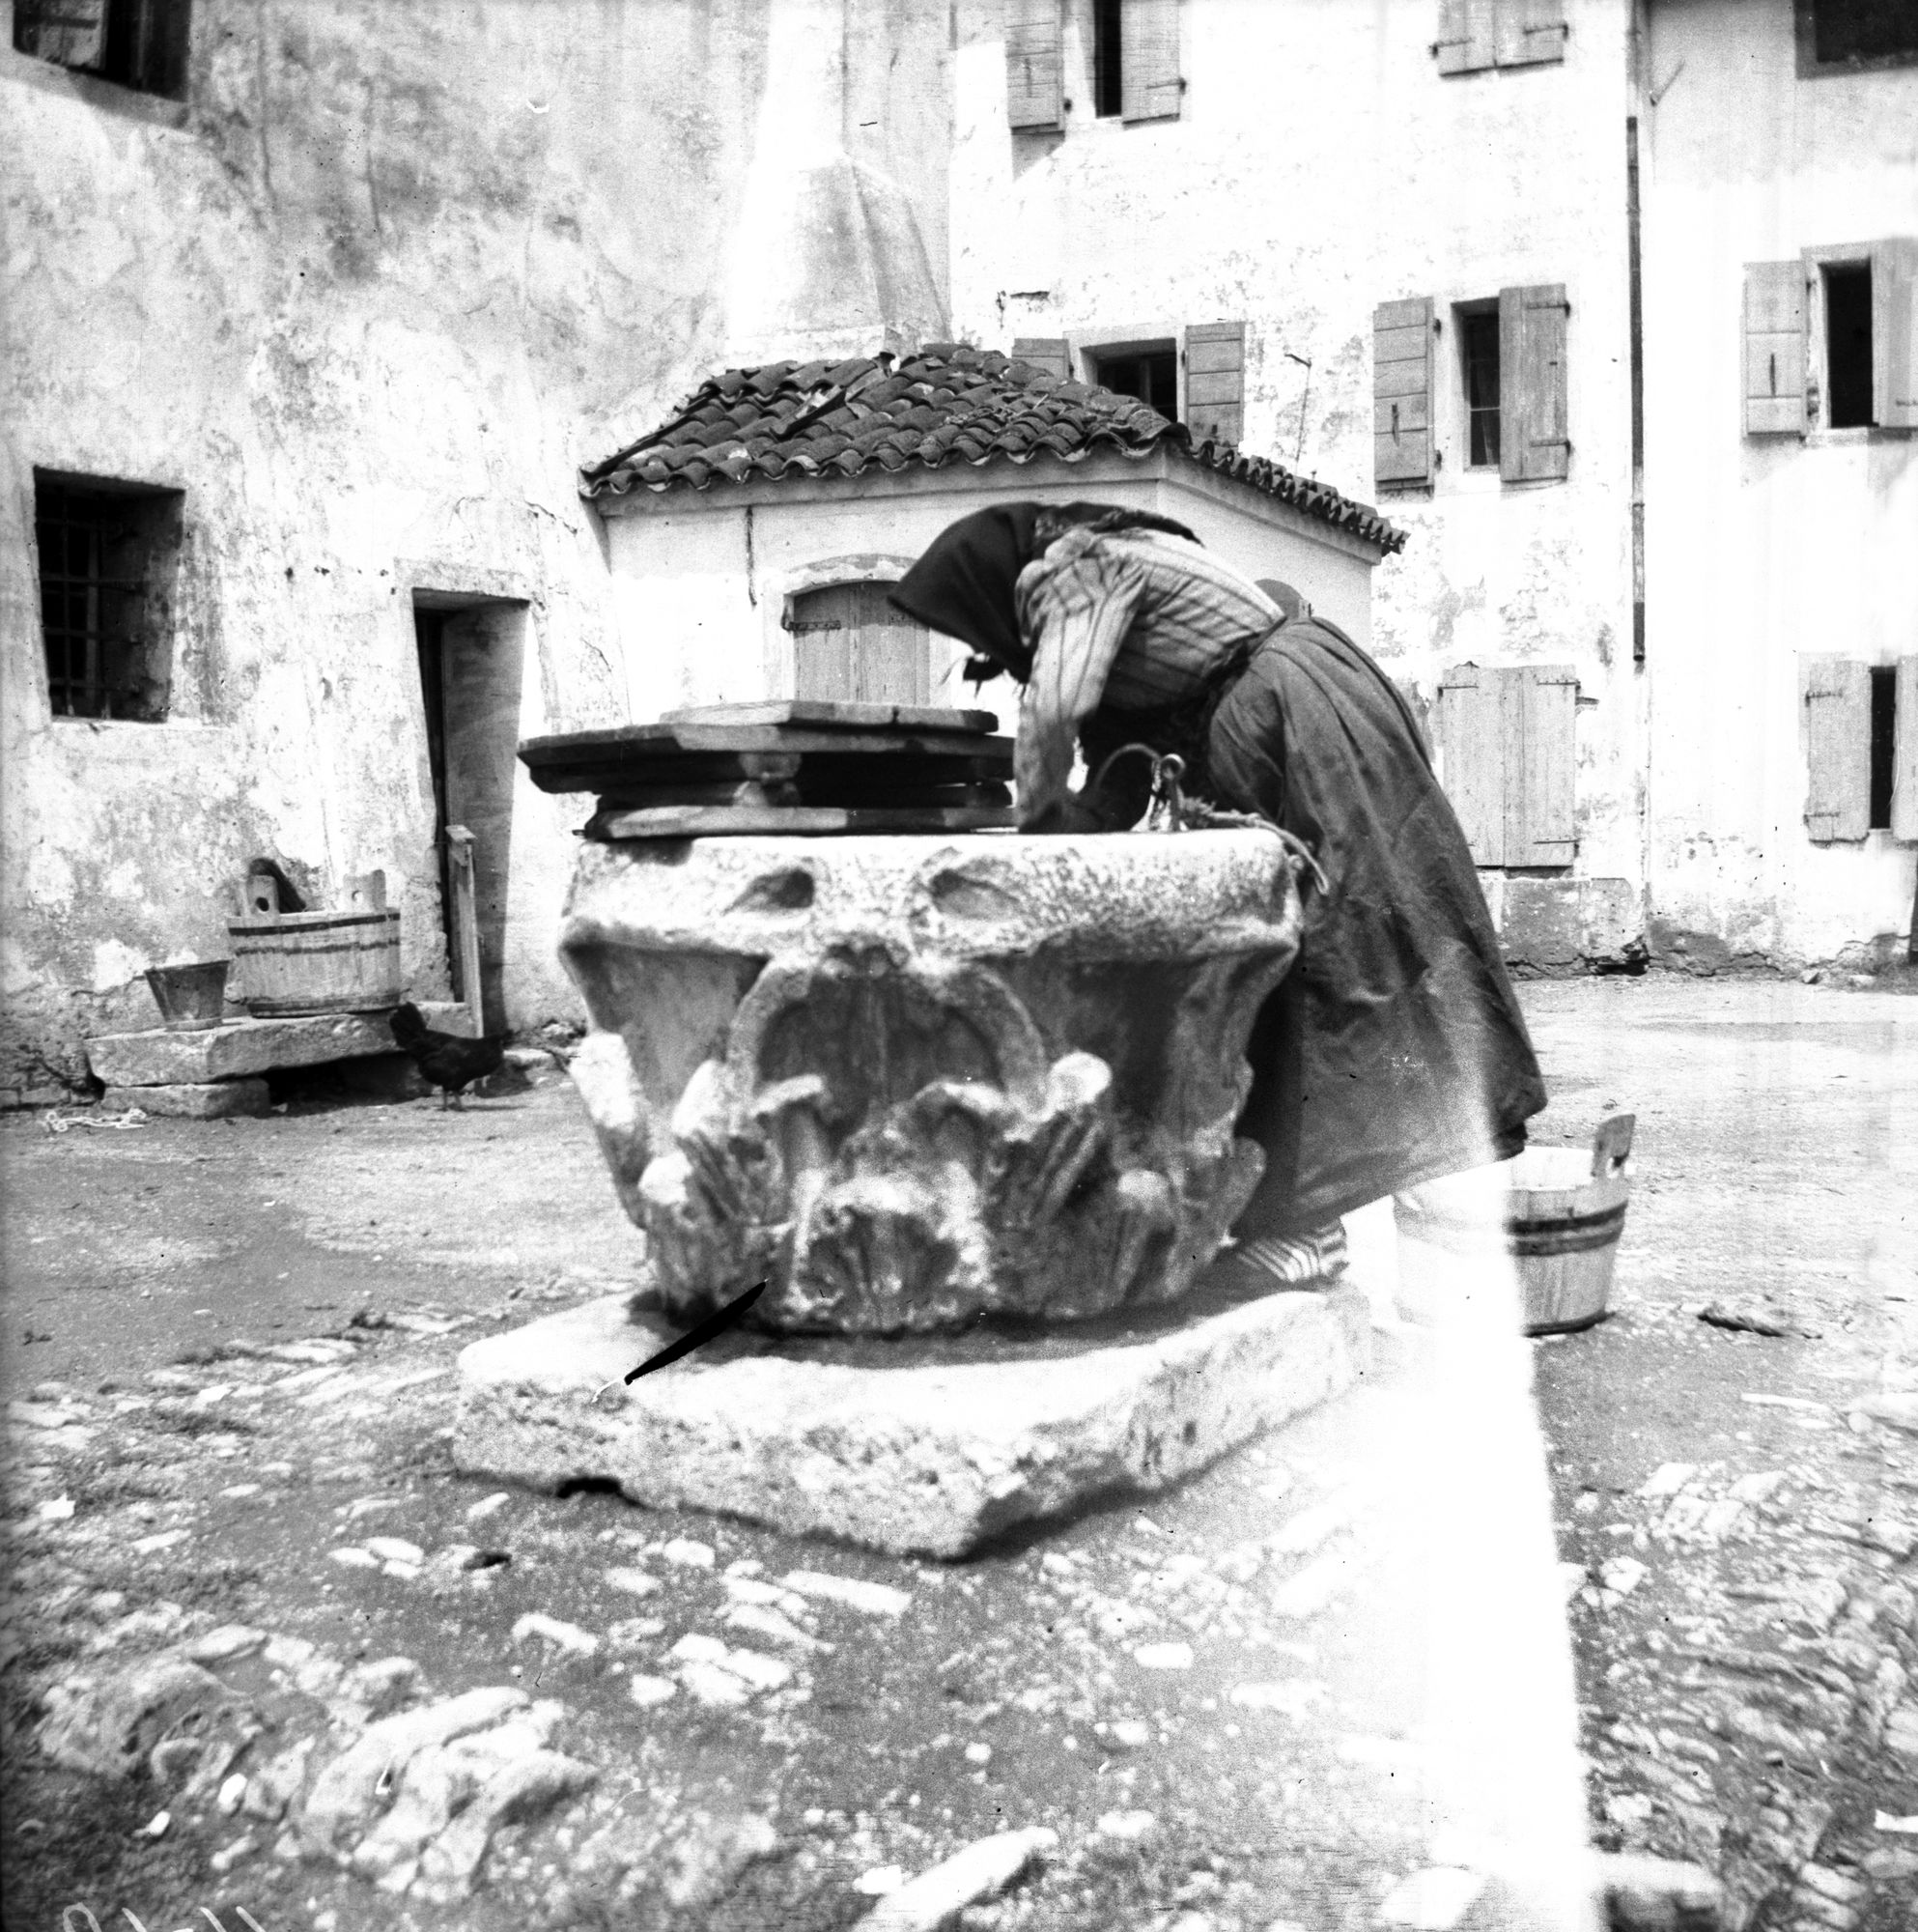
[
  {"left": 87, "top": 1001, "right": 470, "bottom": 1087},
  {"left": 101, "top": 1079, "right": 270, "bottom": 1119},
  {"left": 451, "top": 1280, "right": 1370, "bottom": 1558}
]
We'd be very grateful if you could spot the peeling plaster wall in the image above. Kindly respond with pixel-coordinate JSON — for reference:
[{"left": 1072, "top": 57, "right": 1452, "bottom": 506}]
[
  {"left": 948, "top": 0, "right": 1645, "bottom": 959},
  {"left": 1641, "top": 0, "right": 1918, "bottom": 970},
  {"left": 601, "top": 453, "right": 1379, "bottom": 721},
  {"left": 0, "top": 0, "right": 952, "bottom": 1092}
]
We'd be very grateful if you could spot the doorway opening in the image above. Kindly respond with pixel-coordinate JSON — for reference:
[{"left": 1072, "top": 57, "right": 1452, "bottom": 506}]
[{"left": 412, "top": 594, "right": 527, "bottom": 1037}]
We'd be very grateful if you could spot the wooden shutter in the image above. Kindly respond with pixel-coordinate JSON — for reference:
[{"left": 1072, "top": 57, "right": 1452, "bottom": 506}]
[
  {"left": 1185, "top": 321, "right": 1245, "bottom": 448},
  {"left": 1801, "top": 657, "right": 1871, "bottom": 843},
  {"left": 1437, "top": 665, "right": 1577, "bottom": 866},
  {"left": 1120, "top": 0, "right": 1182, "bottom": 123},
  {"left": 1892, "top": 657, "right": 1918, "bottom": 842},
  {"left": 1436, "top": 667, "right": 1508, "bottom": 866},
  {"left": 1496, "top": 0, "right": 1567, "bottom": 68},
  {"left": 790, "top": 584, "right": 932, "bottom": 706},
  {"left": 1373, "top": 297, "right": 1435, "bottom": 490},
  {"left": 1011, "top": 337, "right": 1072, "bottom": 382},
  {"left": 1005, "top": 0, "right": 1063, "bottom": 134},
  {"left": 1435, "top": 0, "right": 1500, "bottom": 74},
  {"left": 1505, "top": 666, "right": 1579, "bottom": 866},
  {"left": 1873, "top": 238, "right": 1918, "bottom": 432},
  {"left": 1499, "top": 283, "right": 1570, "bottom": 482},
  {"left": 14, "top": 0, "right": 108, "bottom": 68},
  {"left": 1743, "top": 261, "right": 1808, "bottom": 436}
]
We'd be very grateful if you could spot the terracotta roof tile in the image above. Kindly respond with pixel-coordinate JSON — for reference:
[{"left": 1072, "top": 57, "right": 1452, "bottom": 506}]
[{"left": 582, "top": 344, "right": 1404, "bottom": 553}]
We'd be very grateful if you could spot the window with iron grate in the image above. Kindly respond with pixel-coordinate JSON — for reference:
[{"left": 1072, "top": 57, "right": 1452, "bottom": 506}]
[{"left": 33, "top": 474, "right": 183, "bottom": 722}]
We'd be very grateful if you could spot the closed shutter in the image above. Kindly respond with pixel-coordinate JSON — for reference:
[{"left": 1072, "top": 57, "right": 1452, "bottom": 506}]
[
  {"left": 1892, "top": 657, "right": 1918, "bottom": 842},
  {"left": 1005, "top": 0, "right": 1063, "bottom": 134},
  {"left": 1873, "top": 238, "right": 1918, "bottom": 432},
  {"left": 1185, "top": 321, "right": 1245, "bottom": 448},
  {"left": 1743, "top": 261, "right": 1808, "bottom": 436},
  {"left": 1505, "top": 666, "right": 1579, "bottom": 866},
  {"left": 790, "top": 584, "right": 932, "bottom": 706},
  {"left": 14, "top": 0, "right": 108, "bottom": 68},
  {"left": 1499, "top": 284, "right": 1570, "bottom": 482},
  {"left": 1801, "top": 657, "right": 1871, "bottom": 843},
  {"left": 1436, "top": 667, "right": 1508, "bottom": 866},
  {"left": 1435, "top": 0, "right": 1500, "bottom": 74},
  {"left": 1373, "top": 297, "right": 1435, "bottom": 490},
  {"left": 1011, "top": 337, "right": 1072, "bottom": 382},
  {"left": 1120, "top": 0, "right": 1182, "bottom": 123},
  {"left": 1496, "top": 0, "right": 1568, "bottom": 68}
]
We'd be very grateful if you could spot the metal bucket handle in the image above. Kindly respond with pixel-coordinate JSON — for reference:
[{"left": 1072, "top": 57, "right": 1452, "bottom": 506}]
[{"left": 1591, "top": 1113, "right": 1636, "bottom": 1179}]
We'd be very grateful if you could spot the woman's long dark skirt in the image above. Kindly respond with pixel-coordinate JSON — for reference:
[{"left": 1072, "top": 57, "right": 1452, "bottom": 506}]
[{"left": 1204, "top": 617, "right": 1547, "bottom": 1235}]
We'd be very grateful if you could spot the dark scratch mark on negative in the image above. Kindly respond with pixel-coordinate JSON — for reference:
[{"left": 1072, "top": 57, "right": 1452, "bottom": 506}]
[{"left": 595, "top": 1281, "right": 769, "bottom": 1403}]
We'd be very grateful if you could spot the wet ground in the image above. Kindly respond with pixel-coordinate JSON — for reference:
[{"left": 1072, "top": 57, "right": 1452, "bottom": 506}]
[{"left": 1, "top": 976, "right": 1914, "bottom": 1931}]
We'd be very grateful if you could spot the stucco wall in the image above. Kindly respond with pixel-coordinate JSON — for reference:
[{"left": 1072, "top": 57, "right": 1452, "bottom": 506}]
[
  {"left": 601, "top": 452, "right": 1379, "bottom": 724},
  {"left": 0, "top": 0, "right": 951, "bottom": 1093},
  {"left": 1640, "top": 0, "right": 1918, "bottom": 968},
  {"left": 947, "top": 0, "right": 1645, "bottom": 951}
]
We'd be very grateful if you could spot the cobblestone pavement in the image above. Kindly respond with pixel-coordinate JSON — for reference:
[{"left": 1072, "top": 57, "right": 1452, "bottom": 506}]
[
  {"left": 0, "top": 978, "right": 1912, "bottom": 1931},
  {"left": 1521, "top": 979, "right": 1918, "bottom": 1932}
]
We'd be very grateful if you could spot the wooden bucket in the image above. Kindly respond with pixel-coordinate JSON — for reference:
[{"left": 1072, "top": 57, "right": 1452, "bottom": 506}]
[
  {"left": 1395, "top": 1116, "right": 1634, "bottom": 1336},
  {"left": 227, "top": 871, "right": 404, "bottom": 1017}
]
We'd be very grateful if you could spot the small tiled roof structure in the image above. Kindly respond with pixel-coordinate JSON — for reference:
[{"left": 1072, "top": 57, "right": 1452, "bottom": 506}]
[{"left": 581, "top": 343, "right": 1406, "bottom": 554}]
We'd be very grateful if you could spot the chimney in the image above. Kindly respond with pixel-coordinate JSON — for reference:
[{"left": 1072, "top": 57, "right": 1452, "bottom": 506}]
[{"left": 719, "top": 0, "right": 948, "bottom": 367}]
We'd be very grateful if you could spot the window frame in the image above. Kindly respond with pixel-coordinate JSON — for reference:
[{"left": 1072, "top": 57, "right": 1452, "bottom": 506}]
[
  {"left": 1079, "top": 333, "right": 1182, "bottom": 418},
  {"left": 1793, "top": 0, "right": 1918, "bottom": 78},
  {"left": 1455, "top": 299, "right": 1503, "bottom": 471},
  {"left": 1802, "top": 241, "right": 1876, "bottom": 429},
  {"left": 31, "top": 469, "right": 185, "bottom": 725}
]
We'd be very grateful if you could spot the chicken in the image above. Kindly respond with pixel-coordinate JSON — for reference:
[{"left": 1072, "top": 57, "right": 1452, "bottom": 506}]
[{"left": 389, "top": 1003, "right": 506, "bottom": 1109}]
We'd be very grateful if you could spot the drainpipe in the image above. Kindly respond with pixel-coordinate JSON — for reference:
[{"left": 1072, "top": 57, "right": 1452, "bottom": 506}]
[{"left": 1627, "top": 115, "right": 1645, "bottom": 670}]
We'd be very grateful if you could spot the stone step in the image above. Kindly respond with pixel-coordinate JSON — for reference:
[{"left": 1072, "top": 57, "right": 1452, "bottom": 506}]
[
  {"left": 88, "top": 1002, "right": 472, "bottom": 1088},
  {"left": 101, "top": 1080, "right": 270, "bottom": 1120}
]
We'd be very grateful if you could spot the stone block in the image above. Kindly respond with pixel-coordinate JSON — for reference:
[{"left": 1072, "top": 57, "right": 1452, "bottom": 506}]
[
  {"left": 559, "top": 830, "right": 1303, "bottom": 1333},
  {"left": 101, "top": 1080, "right": 270, "bottom": 1119},
  {"left": 86, "top": 1002, "right": 469, "bottom": 1088},
  {"left": 1501, "top": 877, "right": 1642, "bottom": 971},
  {"left": 452, "top": 1280, "right": 1370, "bottom": 1558}
]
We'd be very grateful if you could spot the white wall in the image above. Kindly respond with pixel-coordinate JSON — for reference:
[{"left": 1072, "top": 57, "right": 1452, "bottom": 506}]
[
  {"left": 601, "top": 451, "right": 1379, "bottom": 723},
  {"left": 947, "top": 0, "right": 1646, "bottom": 951},
  {"left": 1641, "top": 0, "right": 1918, "bottom": 967},
  {"left": 0, "top": 0, "right": 952, "bottom": 1092}
]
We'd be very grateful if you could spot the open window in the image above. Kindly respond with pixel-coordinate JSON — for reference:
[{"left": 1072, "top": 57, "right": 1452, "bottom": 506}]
[
  {"left": 1016, "top": 320, "right": 1245, "bottom": 447},
  {"left": 1802, "top": 655, "right": 1918, "bottom": 841},
  {"left": 1086, "top": 342, "right": 1179, "bottom": 416},
  {"left": 12, "top": 0, "right": 191, "bottom": 99},
  {"left": 33, "top": 471, "right": 183, "bottom": 722},
  {"left": 1372, "top": 285, "right": 1568, "bottom": 491},
  {"left": 1005, "top": 0, "right": 1180, "bottom": 130},
  {"left": 786, "top": 582, "right": 935, "bottom": 706},
  {"left": 1795, "top": 0, "right": 1918, "bottom": 76},
  {"left": 1094, "top": 0, "right": 1182, "bottom": 123},
  {"left": 1744, "top": 242, "right": 1918, "bottom": 434}
]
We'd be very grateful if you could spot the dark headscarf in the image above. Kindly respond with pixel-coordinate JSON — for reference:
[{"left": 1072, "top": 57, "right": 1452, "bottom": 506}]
[{"left": 888, "top": 501, "right": 1201, "bottom": 683}]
